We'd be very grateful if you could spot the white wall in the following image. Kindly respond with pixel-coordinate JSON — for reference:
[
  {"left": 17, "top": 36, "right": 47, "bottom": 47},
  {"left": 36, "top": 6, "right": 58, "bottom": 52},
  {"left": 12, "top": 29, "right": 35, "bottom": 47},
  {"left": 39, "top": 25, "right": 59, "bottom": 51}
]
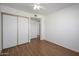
[
  {"left": 44, "top": 4, "right": 79, "bottom": 52},
  {"left": 0, "top": 6, "right": 1, "bottom": 51},
  {"left": 0, "top": 5, "right": 44, "bottom": 51}
]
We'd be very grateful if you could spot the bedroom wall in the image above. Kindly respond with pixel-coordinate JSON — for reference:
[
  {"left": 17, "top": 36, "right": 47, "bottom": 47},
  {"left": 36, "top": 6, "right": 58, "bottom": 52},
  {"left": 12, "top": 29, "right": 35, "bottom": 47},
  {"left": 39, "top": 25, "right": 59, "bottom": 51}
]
[
  {"left": 0, "top": 6, "right": 1, "bottom": 52},
  {"left": 44, "top": 4, "right": 79, "bottom": 52}
]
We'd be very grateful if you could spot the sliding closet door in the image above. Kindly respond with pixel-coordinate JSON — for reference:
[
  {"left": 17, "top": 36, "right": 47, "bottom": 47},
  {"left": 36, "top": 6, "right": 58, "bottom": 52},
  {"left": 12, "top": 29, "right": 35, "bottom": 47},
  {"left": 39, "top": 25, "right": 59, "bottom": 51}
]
[
  {"left": 3, "top": 14, "right": 17, "bottom": 49},
  {"left": 18, "top": 17, "right": 28, "bottom": 44}
]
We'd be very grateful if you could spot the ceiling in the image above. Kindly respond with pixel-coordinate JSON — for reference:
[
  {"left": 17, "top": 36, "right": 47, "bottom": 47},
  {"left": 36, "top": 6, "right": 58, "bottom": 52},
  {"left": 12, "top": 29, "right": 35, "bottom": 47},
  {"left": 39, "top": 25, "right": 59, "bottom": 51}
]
[{"left": 0, "top": 3, "right": 75, "bottom": 15}]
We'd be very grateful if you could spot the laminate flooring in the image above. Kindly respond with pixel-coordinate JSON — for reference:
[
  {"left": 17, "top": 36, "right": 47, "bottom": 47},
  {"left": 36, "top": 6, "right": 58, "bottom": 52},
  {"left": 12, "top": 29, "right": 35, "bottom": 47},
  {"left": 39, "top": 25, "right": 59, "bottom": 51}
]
[{"left": 1, "top": 40, "right": 79, "bottom": 56}]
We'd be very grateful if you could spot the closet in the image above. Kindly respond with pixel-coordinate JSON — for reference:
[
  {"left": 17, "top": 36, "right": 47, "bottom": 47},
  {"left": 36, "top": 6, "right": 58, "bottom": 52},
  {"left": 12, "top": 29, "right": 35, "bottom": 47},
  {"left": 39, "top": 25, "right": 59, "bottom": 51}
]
[
  {"left": 2, "top": 13, "right": 41, "bottom": 49},
  {"left": 2, "top": 13, "right": 29, "bottom": 49}
]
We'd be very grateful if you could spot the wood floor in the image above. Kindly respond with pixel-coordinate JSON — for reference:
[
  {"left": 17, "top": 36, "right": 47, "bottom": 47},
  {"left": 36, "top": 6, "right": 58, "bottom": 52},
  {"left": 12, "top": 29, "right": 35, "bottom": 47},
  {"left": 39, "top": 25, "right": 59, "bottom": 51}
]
[{"left": 1, "top": 39, "right": 79, "bottom": 56}]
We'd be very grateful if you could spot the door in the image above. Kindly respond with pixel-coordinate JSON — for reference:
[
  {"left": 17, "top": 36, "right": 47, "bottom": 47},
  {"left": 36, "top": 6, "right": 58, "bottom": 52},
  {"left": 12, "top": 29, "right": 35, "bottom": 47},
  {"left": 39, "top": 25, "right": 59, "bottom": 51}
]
[
  {"left": 30, "top": 18, "right": 40, "bottom": 39},
  {"left": 3, "top": 14, "right": 17, "bottom": 49},
  {"left": 18, "top": 17, "right": 28, "bottom": 44}
]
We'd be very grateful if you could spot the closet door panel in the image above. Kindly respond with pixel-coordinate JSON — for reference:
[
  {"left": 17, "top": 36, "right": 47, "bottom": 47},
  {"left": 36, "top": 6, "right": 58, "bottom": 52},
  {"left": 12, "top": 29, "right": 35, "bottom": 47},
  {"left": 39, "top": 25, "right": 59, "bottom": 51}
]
[
  {"left": 18, "top": 17, "right": 28, "bottom": 44},
  {"left": 3, "top": 14, "right": 17, "bottom": 49}
]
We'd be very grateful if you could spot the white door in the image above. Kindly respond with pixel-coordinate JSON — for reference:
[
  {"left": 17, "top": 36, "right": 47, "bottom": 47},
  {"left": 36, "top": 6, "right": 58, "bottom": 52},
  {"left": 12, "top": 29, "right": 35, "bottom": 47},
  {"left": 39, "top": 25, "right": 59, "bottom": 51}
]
[
  {"left": 18, "top": 17, "right": 28, "bottom": 44},
  {"left": 3, "top": 14, "right": 17, "bottom": 49},
  {"left": 30, "top": 19, "right": 40, "bottom": 39}
]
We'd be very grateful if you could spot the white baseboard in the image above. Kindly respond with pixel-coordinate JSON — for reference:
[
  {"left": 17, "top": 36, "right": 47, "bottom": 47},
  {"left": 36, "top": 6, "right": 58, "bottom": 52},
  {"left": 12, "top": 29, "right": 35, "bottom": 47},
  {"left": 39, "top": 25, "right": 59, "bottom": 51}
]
[{"left": 44, "top": 39, "right": 79, "bottom": 53}]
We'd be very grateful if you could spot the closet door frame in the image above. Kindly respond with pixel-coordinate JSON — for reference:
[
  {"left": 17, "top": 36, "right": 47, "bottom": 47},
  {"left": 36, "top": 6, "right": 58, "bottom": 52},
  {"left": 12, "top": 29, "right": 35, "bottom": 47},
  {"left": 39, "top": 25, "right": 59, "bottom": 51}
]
[{"left": 1, "top": 12, "right": 29, "bottom": 49}]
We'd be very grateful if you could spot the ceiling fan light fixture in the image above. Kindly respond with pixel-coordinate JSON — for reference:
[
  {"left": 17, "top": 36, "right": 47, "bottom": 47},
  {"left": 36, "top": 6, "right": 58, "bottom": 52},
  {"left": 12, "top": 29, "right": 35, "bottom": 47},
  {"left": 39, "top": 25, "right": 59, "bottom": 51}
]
[
  {"left": 33, "top": 4, "right": 37, "bottom": 10},
  {"left": 33, "top": 4, "right": 41, "bottom": 10}
]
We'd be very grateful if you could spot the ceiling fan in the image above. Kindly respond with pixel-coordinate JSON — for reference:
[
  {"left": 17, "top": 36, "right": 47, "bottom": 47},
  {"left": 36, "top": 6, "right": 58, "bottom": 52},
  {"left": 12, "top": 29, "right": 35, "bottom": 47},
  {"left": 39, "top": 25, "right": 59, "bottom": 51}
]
[{"left": 32, "top": 3, "right": 45, "bottom": 10}]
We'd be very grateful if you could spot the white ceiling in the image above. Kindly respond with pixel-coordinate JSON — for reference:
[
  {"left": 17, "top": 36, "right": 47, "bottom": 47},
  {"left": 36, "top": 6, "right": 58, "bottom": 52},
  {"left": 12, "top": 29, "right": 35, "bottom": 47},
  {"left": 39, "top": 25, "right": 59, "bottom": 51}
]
[{"left": 0, "top": 3, "right": 76, "bottom": 15}]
